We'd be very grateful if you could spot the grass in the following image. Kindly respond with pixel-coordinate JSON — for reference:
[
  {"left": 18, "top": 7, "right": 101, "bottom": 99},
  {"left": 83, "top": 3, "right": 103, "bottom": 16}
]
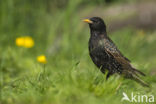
[{"left": 0, "top": 0, "right": 156, "bottom": 104}]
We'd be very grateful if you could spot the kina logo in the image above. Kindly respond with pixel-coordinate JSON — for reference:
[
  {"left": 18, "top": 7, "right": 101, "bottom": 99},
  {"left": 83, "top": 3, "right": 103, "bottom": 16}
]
[{"left": 121, "top": 92, "right": 154, "bottom": 103}]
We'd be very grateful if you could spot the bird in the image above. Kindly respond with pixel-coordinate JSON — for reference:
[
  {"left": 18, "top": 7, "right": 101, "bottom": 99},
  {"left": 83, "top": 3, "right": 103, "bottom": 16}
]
[{"left": 83, "top": 17, "right": 149, "bottom": 87}]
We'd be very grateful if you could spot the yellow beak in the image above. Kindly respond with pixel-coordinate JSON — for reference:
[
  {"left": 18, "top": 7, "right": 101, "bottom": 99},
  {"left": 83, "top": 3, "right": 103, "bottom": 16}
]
[{"left": 83, "top": 19, "right": 93, "bottom": 24}]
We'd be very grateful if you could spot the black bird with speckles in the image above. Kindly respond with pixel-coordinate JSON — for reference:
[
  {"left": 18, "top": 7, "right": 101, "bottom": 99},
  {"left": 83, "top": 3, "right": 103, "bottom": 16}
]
[{"left": 83, "top": 17, "right": 149, "bottom": 87}]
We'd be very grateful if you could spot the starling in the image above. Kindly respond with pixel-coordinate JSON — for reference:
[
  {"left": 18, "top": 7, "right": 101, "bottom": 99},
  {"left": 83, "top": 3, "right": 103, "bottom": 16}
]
[{"left": 83, "top": 17, "right": 149, "bottom": 87}]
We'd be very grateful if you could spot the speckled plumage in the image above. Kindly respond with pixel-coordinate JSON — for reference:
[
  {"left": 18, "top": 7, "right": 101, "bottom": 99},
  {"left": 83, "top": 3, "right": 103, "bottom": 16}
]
[
  {"left": 89, "top": 35, "right": 122, "bottom": 76},
  {"left": 84, "top": 17, "right": 149, "bottom": 87}
]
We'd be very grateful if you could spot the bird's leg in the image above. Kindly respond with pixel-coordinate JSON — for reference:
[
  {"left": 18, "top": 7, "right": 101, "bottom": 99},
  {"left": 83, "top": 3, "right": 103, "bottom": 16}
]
[
  {"left": 116, "top": 82, "right": 122, "bottom": 91},
  {"left": 100, "top": 66, "right": 105, "bottom": 74},
  {"left": 106, "top": 72, "right": 113, "bottom": 80}
]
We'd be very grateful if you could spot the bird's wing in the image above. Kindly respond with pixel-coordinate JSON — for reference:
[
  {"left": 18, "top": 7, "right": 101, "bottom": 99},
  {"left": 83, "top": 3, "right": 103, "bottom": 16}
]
[
  {"left": 102, "top": 38, "right": 148, "bottom": 87},
  {"left": 103, "top": 38, "right": 131, "bottom": 64}
]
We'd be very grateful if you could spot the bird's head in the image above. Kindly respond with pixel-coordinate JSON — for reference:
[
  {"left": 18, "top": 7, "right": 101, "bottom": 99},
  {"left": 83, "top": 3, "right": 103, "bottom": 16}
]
[{"left": 83, "top": 17, "right": 106, "bottom": 32}]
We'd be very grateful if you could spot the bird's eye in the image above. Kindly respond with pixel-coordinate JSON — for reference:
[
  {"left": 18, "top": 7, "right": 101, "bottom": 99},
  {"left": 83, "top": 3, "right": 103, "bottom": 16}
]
[{"left": 93, "top": 20, "right": 97, "bottom": 23}]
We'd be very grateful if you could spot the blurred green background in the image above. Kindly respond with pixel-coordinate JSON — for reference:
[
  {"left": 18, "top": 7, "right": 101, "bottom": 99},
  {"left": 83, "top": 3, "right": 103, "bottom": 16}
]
[{"left": 0, "top": 0, "right": 156, "bottom": 104}]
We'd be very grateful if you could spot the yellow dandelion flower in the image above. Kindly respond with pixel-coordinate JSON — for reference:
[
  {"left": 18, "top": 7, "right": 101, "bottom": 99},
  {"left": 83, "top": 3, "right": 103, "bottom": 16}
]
[
  {"left": 37, "top": 55, "right": 47, "bottom": 64},
  {"left": 15, "top": 36, "right": 34, "bottom": 48},
  {"left": 23, "top": 36, "right": 34, "bottom": 48},
  {"left": 15, "top": 37, "right": 25, "bottom": 47}
]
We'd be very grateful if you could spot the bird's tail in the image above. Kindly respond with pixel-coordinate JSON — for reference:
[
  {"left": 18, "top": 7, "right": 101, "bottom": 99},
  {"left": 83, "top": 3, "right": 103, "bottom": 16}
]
[{"left": 124, "top": 67, "right": 150, "bottom": 87}]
